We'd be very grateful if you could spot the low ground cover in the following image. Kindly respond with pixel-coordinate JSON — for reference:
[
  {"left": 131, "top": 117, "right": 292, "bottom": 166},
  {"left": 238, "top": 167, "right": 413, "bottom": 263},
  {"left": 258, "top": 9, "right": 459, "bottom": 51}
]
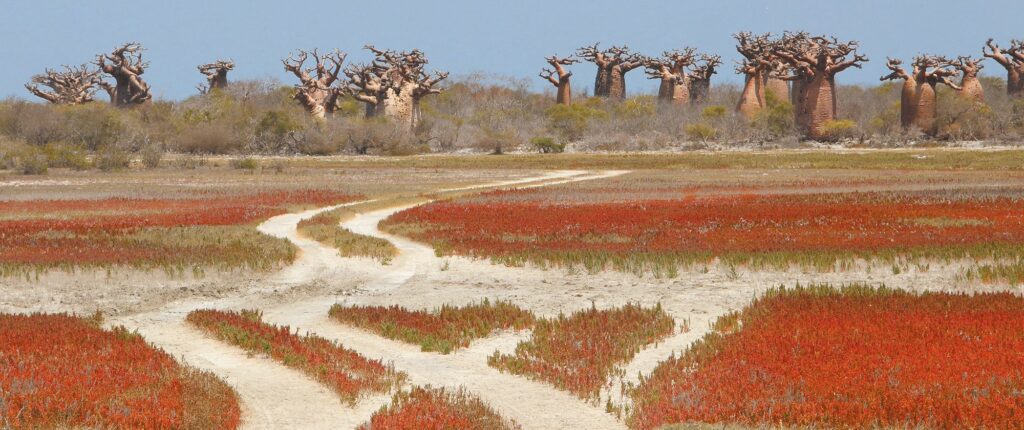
[
  {"left": 627, "top": 285, "right": 1024, "bottom": 429},
  {"left": 384, "top": 188, "right": 1024, "bottom": 276},
  {"left": 329, "top": 300, "right": 535, "bottom": 354},
  {"left": 488, "top": 303, "right": 675, "bottom": 402},
  {"left": 358, "top": 386, "right": 521, "bottom": 430},
  {"left": 0, "top": 189, "right": 356, "bottom": 276},
  {"left": 0, "top": 312, "right": 240, "bottom": 429},
  {"left": 186, "top": 309, "right": 403, "bottom": 403}
]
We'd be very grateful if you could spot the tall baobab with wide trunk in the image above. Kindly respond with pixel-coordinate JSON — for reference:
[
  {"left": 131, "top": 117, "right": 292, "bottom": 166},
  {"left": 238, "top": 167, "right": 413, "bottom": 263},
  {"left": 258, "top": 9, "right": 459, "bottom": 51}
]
[
  {"left": 880, "top": 58, "right": 918, "bottom": 129},
  {"left": 345, "top": 46, "right": 448, "bottom": 129},
  {"left": 95, "top": 42, "right": 152, "bottom": 107},
  {"left": 688, "top": 54, "right": 721, "bottom": 103},
  {"left": 774, "top": 33, "right": 868, "bottom": 140},
  {"left": 577, "top": 44, "right": 644, "bottom": 100},
  {"left": 765, "top": 62, "right": 791, "bottom": 101},
  {"left": 734, "top": 32, "right": 777, "bottom": 118},
  {"left": 983, "top": 39, "right": 1024, "bottom": 97},
  {"left": 25, "top": 64, "right": 101, "bottom": 104},
  {"left": 950, "top": 56, "right": 985, "bottom": 103},
  {"left": 881, "top": 55, "right": 960, "bottom": 134},
  {"left": 644, "top": 48, "right": 696, "bottom": 105},
  {"left": 283, "top": 49, "right": 346, "bottom": 119},
  {"left": 197, "top": 60, "right": 234, "bottom": 94},
  {"left": 540, "top": 55, "right": 577, "bottom": 105}
]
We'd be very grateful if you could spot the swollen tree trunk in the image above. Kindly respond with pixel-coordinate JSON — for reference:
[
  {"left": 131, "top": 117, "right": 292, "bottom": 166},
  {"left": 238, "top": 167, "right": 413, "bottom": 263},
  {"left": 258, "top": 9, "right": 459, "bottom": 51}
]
[
  {"left": 594, "top": 66, "right": 611, "bottom": 97},
  {"left": 540, "top": 55, "right": 577, "bottom": 105},
  {"left": 607, "top": 66, "right": 628, "bottom": 100},
  {"left": 764, "top": 77, "right": 789, "bottom": 101},
  {"left": 283, "top": 49, "right": 346, "bottom": 119},
  {"left": 689, "top": 79, "right": 710, "bottom": 103},
  {"left": 95, "top": 43, "right": 152, "bottom": 108},
  {"left": 578, "top": 45, "right": 642, "bottom": 100},
  {"left": 899, "top": 78, "right": 918, "bottom": 128},
  {"left": 795, "top": 74, "right": 837, "bottom": 140},
  {"left": 913, "top": 79, "right": 939, "bottom": 134},
  {"left": 984, "top": 39, "right": 1024, "bottom": 98},
  {"left": 737, "top": 73, "right": 766, "bottom": 118}
]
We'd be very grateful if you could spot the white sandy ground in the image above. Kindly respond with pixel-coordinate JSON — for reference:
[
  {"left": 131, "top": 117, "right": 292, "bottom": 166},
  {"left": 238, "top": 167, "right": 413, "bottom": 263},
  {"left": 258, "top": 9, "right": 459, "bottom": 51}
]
[
  {"left": 3, "top": 168, "right": 1020, "bottom": 429},
  {"left": 97, "top": 170, "right": 626, "bottom": 430}
]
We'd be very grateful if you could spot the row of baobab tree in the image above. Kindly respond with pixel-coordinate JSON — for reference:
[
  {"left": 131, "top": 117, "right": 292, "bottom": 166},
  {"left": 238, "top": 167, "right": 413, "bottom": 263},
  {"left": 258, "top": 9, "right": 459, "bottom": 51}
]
[
  {"left": 546, "top": 34, "right": 1024, "bottom": 139},
  {"left": 24, "top": 35, "right": 1024, "bottom": 141},
  {"left": 25, "top": 42, "right": 448, "bottom": 129}
]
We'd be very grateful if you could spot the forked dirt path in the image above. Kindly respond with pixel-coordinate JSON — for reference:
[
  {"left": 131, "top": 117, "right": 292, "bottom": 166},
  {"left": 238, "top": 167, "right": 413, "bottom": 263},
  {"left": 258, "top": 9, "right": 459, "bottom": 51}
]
[
  {"left": 262, "top": 170, "right": 630, "bottom": 429},
  {"left": 111, "top": 170, "right": 626, "bottom": 430}
]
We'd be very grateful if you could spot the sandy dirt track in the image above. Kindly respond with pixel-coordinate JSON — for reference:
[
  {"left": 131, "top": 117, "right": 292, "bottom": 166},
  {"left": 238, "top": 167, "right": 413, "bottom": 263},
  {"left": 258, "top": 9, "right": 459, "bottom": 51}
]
[{"left": 108, "top": 170, "right": 630, "bottom": 430}]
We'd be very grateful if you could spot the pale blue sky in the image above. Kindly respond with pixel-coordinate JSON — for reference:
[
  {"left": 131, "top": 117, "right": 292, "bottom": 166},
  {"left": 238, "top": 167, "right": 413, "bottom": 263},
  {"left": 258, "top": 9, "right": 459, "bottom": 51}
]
[{"left": 1, "top": 0, "right": 1021, "bottom": 100}]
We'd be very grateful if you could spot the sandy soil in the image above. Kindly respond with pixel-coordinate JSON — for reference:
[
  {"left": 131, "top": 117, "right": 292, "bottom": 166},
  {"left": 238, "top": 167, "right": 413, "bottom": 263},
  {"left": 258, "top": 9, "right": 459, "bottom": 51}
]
[{"left": 4, "top": 168, "right": 1018, "bottom": 429}]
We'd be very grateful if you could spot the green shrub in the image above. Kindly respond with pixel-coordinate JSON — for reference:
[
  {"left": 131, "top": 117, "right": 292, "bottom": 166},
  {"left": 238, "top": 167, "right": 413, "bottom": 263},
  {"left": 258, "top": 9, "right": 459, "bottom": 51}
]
[
  {"left": 42, "top": 142, "right": 91, "bottom": 170},
  {"left": 173, "top": 124, "right": 236, "bottom": 154},
  {"left": 232, "top": 157, "right": 259, "bottom": 170},
  {"left": 685, "top": 123, "right": 717, "bottom": 143},
  {"left": 613, "top": 97, "right": 656, "bottom": 119},
  {"left": 95, "top": 147, "right": 131, "bottom": 172},
  {"left": 821, "top": 119, "right": 858, "bottom": 140},
  {"left": 11, "top": 145, "right": 49, "bottom": 175},
  {"left": 545, "top": 99, "right": 608, "bottom": 142},
  {"left": 753, "top": 90, "right": 796, "bottom": 137},
  {"left": 701, "top": 105, "right": 728, "bottom": 120},
  {"left": 530, "top": 137, "right": 566, "bottom": 154}
]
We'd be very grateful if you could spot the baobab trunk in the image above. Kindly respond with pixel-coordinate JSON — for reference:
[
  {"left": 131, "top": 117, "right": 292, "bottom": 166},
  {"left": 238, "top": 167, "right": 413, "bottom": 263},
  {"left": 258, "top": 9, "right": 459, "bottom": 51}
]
[
  {"left": 607, "top": 67, "right": 628, "bottom": 100},
  {"left": 795, "top": 74, "right": 837, "bottom": 140},
  {"left": 983, "top": 39, "right": 1024, "bottom": 98},
  {"left": 959, "top": 75, "right": 985, "bottom": 103},
  {"left": 899, "top": 78, "right": 918, "bottom": 128},
  {"left": 540, "top": 55, "right": 577, "bottom": 105},
  {"left": 689, "top": 80, "right": 710, "bottom": 103},
  {"left": 913, "top": 80, "right": 939, "bottom": 134},
  {"left": 764, "top": 77, "right": 789, "bottom": 101},
  {"left": 737, "top": 73, "right": 766, "bottom": 118},
  {"left": 594, "top": 67, "right": 611, "bottom": 97}
]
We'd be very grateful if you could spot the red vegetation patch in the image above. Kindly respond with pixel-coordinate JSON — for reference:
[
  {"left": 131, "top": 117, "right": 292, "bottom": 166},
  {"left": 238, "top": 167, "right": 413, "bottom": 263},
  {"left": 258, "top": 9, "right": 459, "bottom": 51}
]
[
  {"left": 359, "top": 386, "right": 521, "bottom": 430},
  {"left": 489, "top": 303, "right": 674, "bottom": 401},
  {"left": 0, "top": 312, "right": 240, "bottom": 429},
  {"left": 0, "top": 190, "right": 356, "bottom": 271},
  {"left": 384, "top": 191, "right": 1024, "bottom": 271},
  {"left": 628, "top": 285, "right": 1024, "bottom": 429},
  {"left": 186, "top": 309, "right": 403, "bottom": 403},
  {"left": 328, "top": 300, "right": 535, "bottom": 353}
]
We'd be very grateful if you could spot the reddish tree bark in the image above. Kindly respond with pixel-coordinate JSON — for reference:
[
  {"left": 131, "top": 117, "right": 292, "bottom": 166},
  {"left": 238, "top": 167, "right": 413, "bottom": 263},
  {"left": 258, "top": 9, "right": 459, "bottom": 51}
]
[
  {"left": 577, "top": 44, "right": 644, "bottom": 100},
  {"left": 687, "top": 54, "right": 722, "bottom": 104},
  {"left": 983, "top": 39, "right": 1024, "bottom": 98},
  {"left": 198, "top": 60, "right": 234, "bottom": 94},
  {"left": 283, "top": 49, "right": 346, "bottom": 119},
  {"left": 25, "top": 64, "right": 101, "bottom": 105},
  {"left": 774, "top": 33, "right": 869, "bottom": 140},
  {"left": 95, "top": 42, "right": 152, "bottom": 107},
  {"left": 540, "top": 55, "right": 578, "bottom": 105},
  {"left": 880, "top": 58, "right": 918, "bottom": 129}
]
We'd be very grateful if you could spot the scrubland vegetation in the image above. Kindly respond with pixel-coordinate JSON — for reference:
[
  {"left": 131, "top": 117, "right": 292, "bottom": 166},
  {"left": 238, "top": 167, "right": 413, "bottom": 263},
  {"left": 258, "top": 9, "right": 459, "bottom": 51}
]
[
  {"left": 329, "top": 300, "right": 535, "bottom": 354},
  {"left": 627, "top": 285, "right": 1024, "bottom": 430},
  {"left": 3, "top": 75, "right": 1024, "bottom": 176},
  {"left": 186, "top": 309, "right": 404, "bottom": 403},
  {"left": 0, "top": 312, "right": 240, "bottom": 429}
]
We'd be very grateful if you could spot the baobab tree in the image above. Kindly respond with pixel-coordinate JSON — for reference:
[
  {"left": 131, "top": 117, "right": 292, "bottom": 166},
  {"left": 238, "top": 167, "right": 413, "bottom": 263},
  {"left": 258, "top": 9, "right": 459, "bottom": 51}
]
[
  {"left": 734, "top": 32, "right": 777, "bottom": 117},
  {"left": 197, "top": 60, "right": 234, "bottom": 94},
  {"left": 95, "top": 42, "right": 152, "bottom": 107},
  {"left": 982, "top": 39, "right": 1024, "bottom": 97},
  {"left": 774, "top": 33, "right": 868, "bottom": 140},
  {"left": 644, "top": 48, "right": 696, "bottom": 105},
  {"left": 577, "top": 44, "right": 644, "bottom": 100},
  {"left": 688, "top": 53, "right": 721, "bottom": 103},
  {"left": 345, "top": 46, "right": 448, "bottom": 129},
  {"left": 25, "top": 64, "right": 101, "bottom": 104},
  {"left": 283, "top": 49, "right": 346, "bottom": 119},
  {"left": 539, "top": 55, "right": 578, "bottom": 105},
  {"left": 881, "top": 55, "right": 960, "bottom": 134},
  {"left": 950, "top": 56, "right": 985, "bottom": 103}
]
